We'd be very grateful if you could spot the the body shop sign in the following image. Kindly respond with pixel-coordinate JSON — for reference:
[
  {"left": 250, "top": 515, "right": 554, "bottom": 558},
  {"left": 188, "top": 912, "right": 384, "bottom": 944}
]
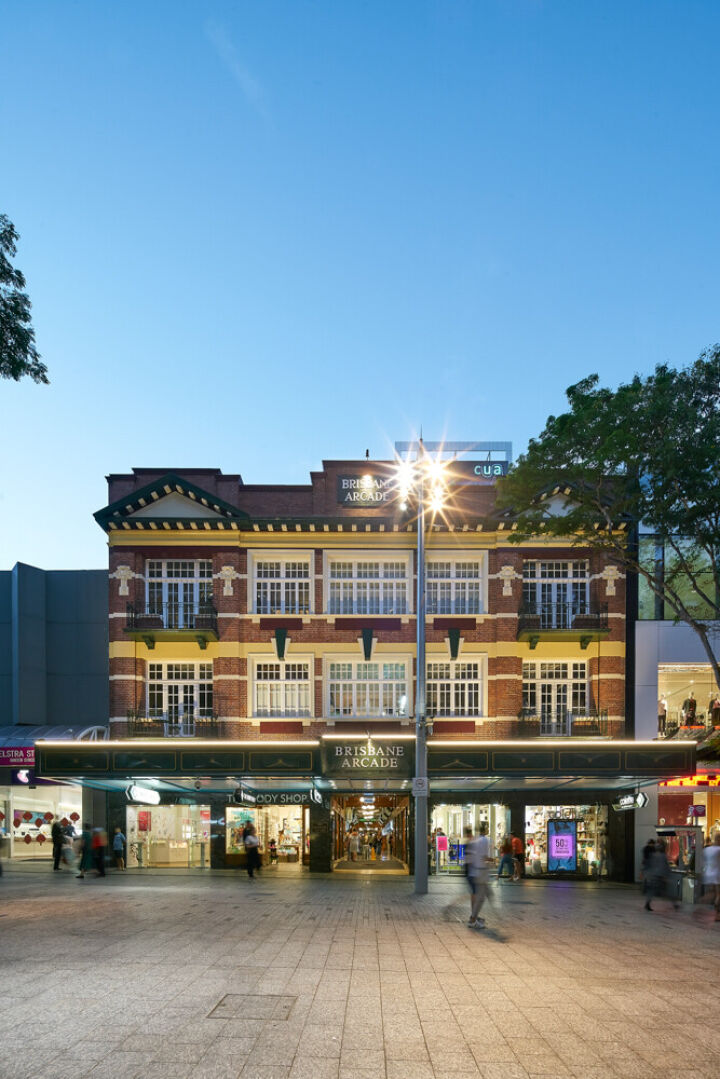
[
  {"left": 0, "top": 747, "right": 35, "bottom": 767},
  {"left": 322, "top": 740, "right": 412, "bottom": 776}
]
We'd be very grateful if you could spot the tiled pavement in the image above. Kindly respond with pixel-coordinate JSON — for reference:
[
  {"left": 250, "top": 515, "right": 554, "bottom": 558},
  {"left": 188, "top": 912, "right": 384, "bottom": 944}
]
[{"left": 1, "top": 865, "right": 719, "bottom": 1079}]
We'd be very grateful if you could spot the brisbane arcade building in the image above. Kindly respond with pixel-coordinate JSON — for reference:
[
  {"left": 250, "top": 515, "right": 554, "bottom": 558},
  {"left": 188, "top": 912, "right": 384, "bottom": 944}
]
[{"left": 36, "top": 451, "right": 693, "bottom": 878}]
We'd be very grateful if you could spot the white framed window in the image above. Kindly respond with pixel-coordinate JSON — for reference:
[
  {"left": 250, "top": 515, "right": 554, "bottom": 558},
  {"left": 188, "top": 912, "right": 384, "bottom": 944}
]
[
  {"left": 427, "top": 659, "right": 485, "bottom": 717},
  {"left": 326, "top": 554, "right": 410, "bottom": 615},
  {"left": 146, "top": 560, "right": 213, "bottom": 627},
  {"left": 426, "top": 555, "right": 486, "bottom": 615},
  {"left": 522, "top": 560, "right": 589, "bottom": 628},
  {"left": 250, "top": 553, "right": 312, "bottom": 614},
  {"left": 326, "top": 658, "right": 410, "bottom": 719},
  {"left": 147, "top": 662, "right": 213, "bottom": 732},
  {"left": 252, "top": 659, "right": 312, "bottom": 718},
  {"left": 522, "top": 662, "right": 588, "bottom": 718}
]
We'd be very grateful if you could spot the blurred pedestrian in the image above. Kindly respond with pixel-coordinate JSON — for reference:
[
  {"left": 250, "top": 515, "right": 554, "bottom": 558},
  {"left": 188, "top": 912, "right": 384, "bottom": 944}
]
[
  {"left": 511, "top": 833, "right": 525, "bottom": 880},
  {"left": 641, "top": 838, "right": 656, "bottom": 896},
  {"left": 703, "top": 834, "right": 720, "bottom": 921},
  {"left": 497, "top": 835, "right": 514, "bottom": 880},
  {"left": 76, "top": 822, "right": 93, "bottom": 879},
  {"left": 645, "top": 839, "right": 678, "bottom": 912},
  {"left": 91, "top": 825, "right": 108, "bottom": 877},
  {"left": 51, "top": 820, "right": 64, "bottom": 871},
  {"left": 466, "top": 823, "right": 493, "bottom": 928},
  {"left": 244, "top": 823, "right": 260, "bottom": 880}
]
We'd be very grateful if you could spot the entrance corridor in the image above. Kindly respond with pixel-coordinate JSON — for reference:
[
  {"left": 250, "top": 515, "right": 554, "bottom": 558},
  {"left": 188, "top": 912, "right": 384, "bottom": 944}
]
[{"left": 332, "top": 794, "right": 410, "bottom": 873}]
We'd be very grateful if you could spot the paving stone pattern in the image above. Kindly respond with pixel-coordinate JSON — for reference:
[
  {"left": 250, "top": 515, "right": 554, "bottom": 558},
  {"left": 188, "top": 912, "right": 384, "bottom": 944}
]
[{"left": 1, "top": 866, "right": 719, "bottom": 1079}]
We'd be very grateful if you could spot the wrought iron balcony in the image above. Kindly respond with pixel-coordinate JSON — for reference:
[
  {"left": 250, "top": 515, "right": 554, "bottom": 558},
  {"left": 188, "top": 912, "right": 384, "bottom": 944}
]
[
  {"left": 517, "top": 708, "right": 611, "bottom": 738},
  {"left": 126, "top": 711, "right": 220, "bottom": 739},
  {"left": 517, "top": 601, "right": 609, "bottom": 649},
  {"left": 124, "top": 602, "right": 218, "bottom": 648}
]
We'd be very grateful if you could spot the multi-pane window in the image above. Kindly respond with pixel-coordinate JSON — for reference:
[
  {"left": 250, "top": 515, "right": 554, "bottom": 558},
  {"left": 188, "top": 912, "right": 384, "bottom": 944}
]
[
  {"left": 426, "top": 559, "right": 484, "bottom": 615},
  {"left": 327, "top": 559, "right": 408, "bottom": 614},
  {"left": 146, "top": 560, "right": 213, "bottom": 627},
  {"left": 427, "top": 661, "right": 483, "bottom": 717},
  {"left": 522, "top": 662, "right": 587, "bottom": 719},
  {"left": 147, "top": 663, "right": 213, "bottom": 731},
  {"left": 254, "top": 559, "right": 311, "bottom": 615},
  {"left": 522, "top": 561, "right": 589, "bottom": 628},
  {"left": 327, "top": 660, "right": 409, "bottom": 718},
  {"left": 254, "top": 661, "right": 311, "bottom": 717}
]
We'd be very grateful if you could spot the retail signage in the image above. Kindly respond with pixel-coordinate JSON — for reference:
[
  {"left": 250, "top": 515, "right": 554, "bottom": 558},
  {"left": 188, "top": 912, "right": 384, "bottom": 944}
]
[
  {"left": 337, "top": 474, "right": 393, "bottom": 505},
  {"left": 448, "top": 461, "right": 509, "bottom": 480},
  {"left": 689, "top": 805, "right": 706, "bottom": 818},
  {"left": 547, "top": 819, "right": 577, "bottom": 872},
  {"left": 323, "top": 741, "right": 412, "bottom": 776},
  {"left": 0, "top": 747, "right": 35, "bottom": 766},
  {"left": 126, "top": 784, "right": 161, "bottom": 805},
  {"left": 612, "top": 792, "right": 649, "bottom": 812},
  {"left": 233, "top": 785, "right": 257, "bottom": 805},
  {"left": 252, "top": 789, "right": 329, "bottom": 807}
]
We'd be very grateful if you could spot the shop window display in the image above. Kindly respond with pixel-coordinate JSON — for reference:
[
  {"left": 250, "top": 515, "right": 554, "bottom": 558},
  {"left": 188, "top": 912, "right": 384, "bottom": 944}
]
[
  {"left": 657, "top": 664, "right": 720, "bottom": 737},
  {"left": 525, "top": 804, "right": 608, "bottom": 877},
  {"left": 225, "top": 804, "right": 307, "bottom": 868},
  {"left": 126, "top": 804, "right": 211, "bottom": 868},
  {"left": 8, "top": 785, "right": 82, "bottom": 859},
  {"left": 431, "top": 803, "right": 510, "bottom": 874}
]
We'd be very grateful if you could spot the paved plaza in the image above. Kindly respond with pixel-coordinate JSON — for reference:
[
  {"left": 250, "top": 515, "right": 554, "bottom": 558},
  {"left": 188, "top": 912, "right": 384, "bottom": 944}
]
[{"left": 1, "top": 865, "right": 719, "bottom": 1079}]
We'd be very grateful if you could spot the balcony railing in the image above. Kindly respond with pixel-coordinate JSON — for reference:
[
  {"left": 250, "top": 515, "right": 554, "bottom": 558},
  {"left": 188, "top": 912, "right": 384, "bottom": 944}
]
[
  {"left": 518, "top": 708, "right": 610, "bottom": 738},
  {"left": 126, "top": 711, "right": 220, "bottom": 739},
  {"left": 124, "top": 603, "right": 218, "bottom": 647},
  {"left": 517, "top": 601, "right": 609, "bottom": 648}
]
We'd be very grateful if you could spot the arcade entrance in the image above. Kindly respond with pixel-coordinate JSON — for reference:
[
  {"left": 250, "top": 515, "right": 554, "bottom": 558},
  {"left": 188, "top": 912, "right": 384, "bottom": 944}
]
[{"left": 331, "top": 795, "right": 410, "bottom": 873}]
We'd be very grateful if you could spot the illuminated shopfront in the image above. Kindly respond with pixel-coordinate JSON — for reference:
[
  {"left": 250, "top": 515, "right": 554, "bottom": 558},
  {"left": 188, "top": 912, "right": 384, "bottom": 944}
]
[
  {"left": 0, "top": 782, "right": 83, "bottom": 859},
  {"left": 656, "top": 664, "right": 720, "bottom": 736},
  {"left": 226, "top": 801, "right": 309, "bottom": 869},
  {"left": 524, "top": 804, "right": 609, "bottom": 877},
  {"left": 125, "top": 803, "right": 211, "bottom": 868},
  {"left": 431, "top": 802, "right": 510, "bottom": 874},
  {"left": 658, "top": 774, "right": 720, "bottom": 838}
]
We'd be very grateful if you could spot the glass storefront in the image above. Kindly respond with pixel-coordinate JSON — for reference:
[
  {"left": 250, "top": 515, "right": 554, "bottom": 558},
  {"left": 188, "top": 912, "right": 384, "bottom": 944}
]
[
  {"left": 126, "top": 804, "right": 211, "bottom": 868},
  {"left": 225, "top": 804, "right": 308, "bottom": 869},
  {"left": 525, "top": 804, "right": 608, "bottom": 877},
  {"left": 431, "top": 802, "right": 510, "bottom": 874},
  {"left": 0, "top": 784, "right": 83, "bottom": 859},
  {"left": 657, "top": 664, "right": 720, "bottom": 736},
  {"left": 659, "top": 776, "right": 720, "bottom": 840}
]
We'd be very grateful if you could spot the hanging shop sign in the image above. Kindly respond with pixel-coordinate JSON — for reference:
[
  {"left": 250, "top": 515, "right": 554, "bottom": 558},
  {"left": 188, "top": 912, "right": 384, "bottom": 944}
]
[
  {"left": 233, "top": 785, "right": 257, "bottom": 805},
  {"left": 126, "top": 784, "right": 161, "bottom": 805},
  {"left": 322, "top": 740, "right": 412, "bottom": 776},
  {"left": 612, "top": 792, "right": 649, "bottom": 812},
  {"left": 337, "top": 474, "right": 394, "bottom": 505}
]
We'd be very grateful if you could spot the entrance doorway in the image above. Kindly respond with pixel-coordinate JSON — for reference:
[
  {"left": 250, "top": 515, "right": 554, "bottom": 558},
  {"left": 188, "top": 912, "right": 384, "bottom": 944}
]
[
  {"left": 331, "top": 795, "right": 410, "bottom": 872},
  {"left": 126, "top": 804, "right": 211, "bottom": 868}
]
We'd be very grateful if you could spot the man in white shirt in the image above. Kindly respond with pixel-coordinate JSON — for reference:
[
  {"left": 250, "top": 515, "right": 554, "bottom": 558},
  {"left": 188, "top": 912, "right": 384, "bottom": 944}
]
[{"left": 465, "top": 822, "right": 494, "bottom": 927}]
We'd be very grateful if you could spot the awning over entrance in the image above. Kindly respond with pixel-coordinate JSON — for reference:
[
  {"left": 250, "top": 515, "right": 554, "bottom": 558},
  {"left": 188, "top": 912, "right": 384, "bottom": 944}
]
[{"left": 34, "top": 737, "right": 695, "bottom": 793}]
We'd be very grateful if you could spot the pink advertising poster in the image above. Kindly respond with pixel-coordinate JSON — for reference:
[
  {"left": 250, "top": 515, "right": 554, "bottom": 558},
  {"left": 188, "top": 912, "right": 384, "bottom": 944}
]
[{"left": 436, "top": 835, "right": 449, "bottom": 852}]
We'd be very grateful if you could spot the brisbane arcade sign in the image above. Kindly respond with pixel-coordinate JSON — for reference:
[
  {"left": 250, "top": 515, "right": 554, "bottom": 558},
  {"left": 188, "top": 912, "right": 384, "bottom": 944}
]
[{"left": 322, "top": 741, "right": 412, "bottom": 777}]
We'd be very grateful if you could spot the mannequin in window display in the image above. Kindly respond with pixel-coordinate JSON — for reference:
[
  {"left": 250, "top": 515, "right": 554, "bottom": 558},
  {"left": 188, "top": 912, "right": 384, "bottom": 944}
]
[
  {"left": 658, "top": 697, "right": 668, "bottom": 735},
  {"left": 707, "top": 694, "right": 720, "bottom": 727},
  {"left": 682, "top": 692, "right": 697, "bottom": 724}
]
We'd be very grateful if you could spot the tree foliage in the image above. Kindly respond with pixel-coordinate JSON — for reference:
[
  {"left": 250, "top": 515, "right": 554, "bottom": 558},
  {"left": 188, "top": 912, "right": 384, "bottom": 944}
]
[
  {"left": 0, "top": 214, "right": 48, "bottom": 384},
  {"left": 497, "top": 347, "right": 720, "bottom": 688}
]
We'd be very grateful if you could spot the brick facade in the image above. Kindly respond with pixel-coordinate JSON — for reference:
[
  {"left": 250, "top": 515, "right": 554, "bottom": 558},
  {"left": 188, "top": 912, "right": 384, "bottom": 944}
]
[{"left": 100, "top": 462, "right": 627, "bottom": 744}]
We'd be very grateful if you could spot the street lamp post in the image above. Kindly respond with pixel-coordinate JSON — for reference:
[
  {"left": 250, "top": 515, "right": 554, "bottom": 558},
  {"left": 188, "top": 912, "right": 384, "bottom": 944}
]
[{"left": 414, "top": 456, "right": 428, "bottom": 895}]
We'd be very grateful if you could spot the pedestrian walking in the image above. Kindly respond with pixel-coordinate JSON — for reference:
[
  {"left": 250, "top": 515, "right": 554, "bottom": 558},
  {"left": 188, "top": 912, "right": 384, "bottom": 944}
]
[
  {"left": 641, "top": 838, "right": 656, "bottom": 896},
  {"left": 112, "top": 827, "right": 126, "bottom": 870},
  {"left": 91, "top": 825, "right": 108, "bottom": 877},
  {"left": 511, "top": 832, "right": 525, "bottom": 880},
  {"left": 76, "top": 822, "right": 93, "bottom": 879},
  {"left": 702, "top": 834, "right": 720, "bottom": 921},
  {"left": 465, "top": 823, "right": 493, "bottom": 928},
  {"left": 51, "top": 820, "right": 64, "bottom": 871},
  {"left": 645, "top": 839, "right": 678, "bottom": 912},
  {"left": 497, "top": 835, "right": 514, "bottom": 880},
  {"left": 348, "top": 831, "right": 360, "bottom": 862},
  {"left": 244, "top": 823, "right": 261, "bottom": 880}
]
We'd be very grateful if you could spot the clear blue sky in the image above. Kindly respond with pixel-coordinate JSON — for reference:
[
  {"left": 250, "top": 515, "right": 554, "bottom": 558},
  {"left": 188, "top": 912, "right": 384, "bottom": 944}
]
[{"left": 1, "top": 1, "right": 718, "bottom": 568}]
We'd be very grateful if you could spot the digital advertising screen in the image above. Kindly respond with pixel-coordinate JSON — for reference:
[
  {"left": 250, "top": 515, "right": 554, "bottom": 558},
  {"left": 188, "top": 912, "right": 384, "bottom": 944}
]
[{"left": 547, "top": 819, "right": 577, "bottom": 872}]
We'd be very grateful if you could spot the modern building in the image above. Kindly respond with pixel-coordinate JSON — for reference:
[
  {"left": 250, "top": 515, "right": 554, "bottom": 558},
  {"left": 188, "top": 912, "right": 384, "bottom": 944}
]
[
  {"left": 35, "top": 453, "right": 694, "bottom": 877},
  {"left": 0, "top": 562, "right": 108, "bottom": 859},
  {"left": 633, "top": 535, "right": 720, "bottom": 875}
]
